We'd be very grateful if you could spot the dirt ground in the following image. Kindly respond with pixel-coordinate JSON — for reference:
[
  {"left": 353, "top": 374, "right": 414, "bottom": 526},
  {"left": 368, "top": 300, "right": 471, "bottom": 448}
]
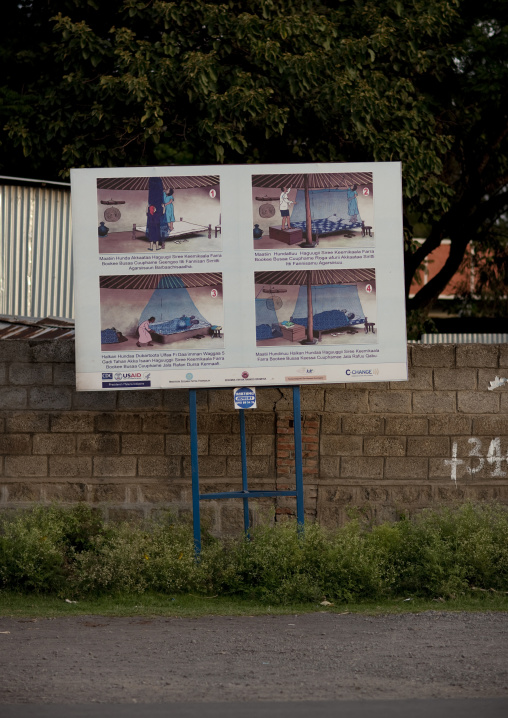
[{"left": 1, "top": 612, "right": 507, "bottom": 704}]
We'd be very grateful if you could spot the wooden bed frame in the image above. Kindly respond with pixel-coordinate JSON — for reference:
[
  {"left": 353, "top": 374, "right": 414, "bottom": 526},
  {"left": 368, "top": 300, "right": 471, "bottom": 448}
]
[
  {"left": 149, "top": 326, "right": 211, "bottom": 344},
  {"left": 132, "top": 218, "right": 218, "bottom": 241},
  {"left": 313, "top": 317, "right": 375, "bottom": 342}
]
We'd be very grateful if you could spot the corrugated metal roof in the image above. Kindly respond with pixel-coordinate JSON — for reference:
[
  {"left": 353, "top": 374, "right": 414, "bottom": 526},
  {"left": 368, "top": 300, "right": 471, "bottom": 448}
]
[
  {"left": 0, "top": 315, "right": 75, "bottom": 340},
  {"left": 0, "top": 174, "right": 70, "bottom": 188}
]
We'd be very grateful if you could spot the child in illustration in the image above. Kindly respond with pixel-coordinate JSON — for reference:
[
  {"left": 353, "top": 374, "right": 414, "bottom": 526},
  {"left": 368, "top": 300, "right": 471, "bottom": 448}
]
[
  {"left": 279, "top": 187, "right": 295, "bottom": 230},
  {"left": 347, "top": 184, "right": 359, "bottom": 223},
  {"left": 136, "top": 316, "right": 156, "bottom": 347},
  {"left": 163, "top": 188, "right": 175, "bottom": 231},
  {"left": 146, "top": 205, "right": 161, "bottom": 250}
]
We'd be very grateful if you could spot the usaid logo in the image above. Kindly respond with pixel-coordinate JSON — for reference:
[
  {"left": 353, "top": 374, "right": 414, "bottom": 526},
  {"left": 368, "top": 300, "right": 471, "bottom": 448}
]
[
  {"left": 102, "top": 373, "right": 113, "bottom": 380},
  {"left": 346, "top": 368, "right": 380, "bottom": 376}
]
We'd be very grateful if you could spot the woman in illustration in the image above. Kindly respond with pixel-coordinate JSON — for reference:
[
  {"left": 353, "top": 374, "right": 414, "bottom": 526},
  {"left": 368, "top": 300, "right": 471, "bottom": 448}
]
[
  {"left": 347, "top": 184, "right": 359, "bottom": 223},
  {"left": 146, "top": 205, "right": 161, "bottom": 251},
  {"left": 137, "top": 316, "right": 156, "bottom": 347},
  {"left": 163, "top": 187, "right": 175, "bottom": 231}
]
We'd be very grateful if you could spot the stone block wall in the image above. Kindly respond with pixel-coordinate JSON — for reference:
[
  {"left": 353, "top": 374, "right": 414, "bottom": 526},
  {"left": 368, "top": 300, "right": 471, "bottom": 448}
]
[{"left": 1, "top": 340, "right": 507, "bottom": 532}]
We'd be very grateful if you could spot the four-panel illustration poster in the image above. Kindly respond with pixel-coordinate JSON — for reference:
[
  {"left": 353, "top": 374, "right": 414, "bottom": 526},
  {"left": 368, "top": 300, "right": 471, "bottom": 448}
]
[{"left": 71, "top": 163, "right": 408, "bottom": 391}]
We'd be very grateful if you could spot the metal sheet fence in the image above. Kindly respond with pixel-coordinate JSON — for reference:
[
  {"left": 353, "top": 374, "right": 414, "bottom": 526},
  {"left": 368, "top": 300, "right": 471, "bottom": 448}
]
[
  {"left": 0, "top": 184, "right": 73, "bottom": 319},
  {"left": 413, "top": 333, "right": 508, "bottom": 344}
]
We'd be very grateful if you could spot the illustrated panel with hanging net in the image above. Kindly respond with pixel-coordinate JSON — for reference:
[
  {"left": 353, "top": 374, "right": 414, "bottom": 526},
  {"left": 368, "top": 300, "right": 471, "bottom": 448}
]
[
  {"left": 291, "top": 284, "right": 366, "bottom": 330},
  {"left": 255, "top": 296, "right": 283, "bottom": 340},
  {"left": 290, "top": 189, "right": 362, "bottom": 234},
  {"left": 139, "top": 278, "right": 212, "bottom": 335}
]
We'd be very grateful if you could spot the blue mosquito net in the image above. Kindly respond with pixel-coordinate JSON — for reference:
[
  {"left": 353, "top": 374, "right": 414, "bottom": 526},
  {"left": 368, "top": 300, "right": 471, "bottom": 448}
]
[
  {"left": 255, "top": 297, "right": 283, "bottom": 340},
  {"left": 291, "top": 284, "right": 365, "bottom": 330},
  {"left": 139, "top": 277, "right": 210, "bottom": 335},
  {"left": 290, "top": 188, "right": 351, "bottom": 222},
  {"left": 289, "top": 188, "right": 362, "bottom": 233}
]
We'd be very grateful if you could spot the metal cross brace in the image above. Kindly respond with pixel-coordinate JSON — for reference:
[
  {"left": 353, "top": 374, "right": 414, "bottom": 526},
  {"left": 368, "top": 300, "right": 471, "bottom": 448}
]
[{"left": 189, "top": 386, "right": 304, "bottom": 555}]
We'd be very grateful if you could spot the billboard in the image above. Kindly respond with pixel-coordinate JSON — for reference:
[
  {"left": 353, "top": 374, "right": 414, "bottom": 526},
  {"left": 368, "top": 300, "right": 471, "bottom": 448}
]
[{"left": 71, "top": 162, "right": 407, "bottom": 390}]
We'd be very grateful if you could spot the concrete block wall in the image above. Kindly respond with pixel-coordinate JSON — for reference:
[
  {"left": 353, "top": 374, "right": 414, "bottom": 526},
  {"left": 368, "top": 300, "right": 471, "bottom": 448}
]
[{"left": 1, "top": 340, "right": 507, "bottom": 532}]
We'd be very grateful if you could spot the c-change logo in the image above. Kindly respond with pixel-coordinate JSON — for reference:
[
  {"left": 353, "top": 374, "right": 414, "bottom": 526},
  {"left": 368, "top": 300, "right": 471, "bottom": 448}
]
[{"left": 346, "top": 368, "right": 380, "bottom": 376}]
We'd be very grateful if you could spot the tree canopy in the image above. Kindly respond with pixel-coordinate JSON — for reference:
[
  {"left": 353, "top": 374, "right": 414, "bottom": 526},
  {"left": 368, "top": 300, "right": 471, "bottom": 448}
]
[{"left": 2, "top": 0, "right": 507, "bottom": 332}]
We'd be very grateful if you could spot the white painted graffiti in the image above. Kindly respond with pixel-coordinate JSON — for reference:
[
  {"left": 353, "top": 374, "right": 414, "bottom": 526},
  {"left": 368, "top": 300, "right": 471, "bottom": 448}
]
[
  {"left": 444, "top": 437, "right": 507, "bottom": 485},
  {"left": 488, "top": 376, "right": 507, "bottom": 390}
]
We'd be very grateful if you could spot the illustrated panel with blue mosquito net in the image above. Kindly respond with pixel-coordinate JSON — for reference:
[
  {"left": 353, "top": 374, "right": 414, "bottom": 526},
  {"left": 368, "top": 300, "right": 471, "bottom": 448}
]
[
  {"left": 291, "top": 284, "right": 366, "bottom": 332},
  {"left": 148, "top": 177, "right": 169, "bottom": 240},
  {"left": 139, "top": 276, "right": 211, "bottom": 336},
  {"left": 290, "top": 188, "right": 362, "bottom": 235},
  {"left": 255, "top": 296, "right": 283, "bottom": 340}
]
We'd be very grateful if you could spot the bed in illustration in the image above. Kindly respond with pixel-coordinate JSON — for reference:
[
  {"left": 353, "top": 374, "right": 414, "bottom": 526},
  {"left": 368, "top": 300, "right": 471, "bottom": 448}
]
[
  {"left": 132, "top": 219, "right": 219, "bottom": 243},
  {"left": 255, "top": 269, "right": 376, "bottom": 346},
  {"left": 252, "top": 172, "right": 374, "bottom": 249},
  {"left": 97, "top": 176, "right": 221, "bottom": 253},
  {"left": 292, "top": 285, "right": 367, "bottom": 341},
  {"left": 99, "top": 273, "right": 224, "bottom": 350}
]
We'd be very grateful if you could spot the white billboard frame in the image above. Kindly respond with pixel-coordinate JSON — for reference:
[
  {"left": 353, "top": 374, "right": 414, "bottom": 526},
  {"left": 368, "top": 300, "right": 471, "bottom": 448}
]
[{"left": 71, "top": 162, "right": 407, "bottom": 390}]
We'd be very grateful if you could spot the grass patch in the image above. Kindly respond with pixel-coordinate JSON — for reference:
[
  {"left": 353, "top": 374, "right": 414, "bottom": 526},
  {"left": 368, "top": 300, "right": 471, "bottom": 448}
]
[
  {"left": 0, "top": 592, "right": 507, "bottom": 619},
  {"left": 1, "top": 502, "right": 507, "bottom": 611}
]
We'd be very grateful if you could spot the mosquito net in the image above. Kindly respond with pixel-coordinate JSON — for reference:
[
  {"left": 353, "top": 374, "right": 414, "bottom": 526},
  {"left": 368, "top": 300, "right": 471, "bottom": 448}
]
[
  {"left": 255, "top": 296, "right": 283, "bottom": 340},
  {"left": 291, "top": 188, "right": 347, "bottom": 221},
  {"left": 139, "top": 277, "right": 210, "bottom": 334},
  {"left": 291, "top": 284, "right": 365, "bottom": 330}
]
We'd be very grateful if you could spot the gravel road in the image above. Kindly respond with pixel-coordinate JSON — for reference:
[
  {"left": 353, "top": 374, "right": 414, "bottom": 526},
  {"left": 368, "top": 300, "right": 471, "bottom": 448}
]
[{"left": 1, "top": 612, "right": 507, "bottom": 704}]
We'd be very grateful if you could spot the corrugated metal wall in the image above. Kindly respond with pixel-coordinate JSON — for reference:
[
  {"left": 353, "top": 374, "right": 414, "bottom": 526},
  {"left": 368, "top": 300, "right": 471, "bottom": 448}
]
[
  {"left": 416, "top": 333, "right": 508, "bottom": 344},
  {"left": 0, "top": 184, "right": 73, "bottom": 319}
]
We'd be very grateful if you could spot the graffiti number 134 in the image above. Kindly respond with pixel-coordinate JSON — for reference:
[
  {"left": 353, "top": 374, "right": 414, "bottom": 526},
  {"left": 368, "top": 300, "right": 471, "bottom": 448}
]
[{"left": 445, "top": 437, "right": 507, "bottom": 484}]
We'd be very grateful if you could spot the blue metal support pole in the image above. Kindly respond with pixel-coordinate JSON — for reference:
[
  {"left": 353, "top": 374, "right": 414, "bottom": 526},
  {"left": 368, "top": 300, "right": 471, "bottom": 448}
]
[
  {"left": 239, "top": 408, "right": 250, "bottom": 536},
  {"left": 189, "top": 389, "right": 201, "bottom": 556},
  {"left": 292, "top": 385, "right": 305, "bottom": 533},
  {"left": 189, "top": 386, "right": 304, "bottom": 554}
]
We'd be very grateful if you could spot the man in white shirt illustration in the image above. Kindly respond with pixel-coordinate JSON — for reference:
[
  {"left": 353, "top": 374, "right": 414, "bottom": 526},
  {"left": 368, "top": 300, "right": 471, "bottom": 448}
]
[{"left": 279, "top": 187, "right": 295, "bottom": 230}]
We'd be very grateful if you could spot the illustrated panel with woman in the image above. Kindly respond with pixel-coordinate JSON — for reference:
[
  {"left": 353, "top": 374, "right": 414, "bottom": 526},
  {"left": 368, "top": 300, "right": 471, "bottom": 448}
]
[
  {"left": 163, "top": 188, "right": 175, "bottom": 231},
  {"left": 137, "top": 316, "right": 155, "bottom": 346},
  {"left": 347, "top": 184, "right": 359, "bottom": 223}
]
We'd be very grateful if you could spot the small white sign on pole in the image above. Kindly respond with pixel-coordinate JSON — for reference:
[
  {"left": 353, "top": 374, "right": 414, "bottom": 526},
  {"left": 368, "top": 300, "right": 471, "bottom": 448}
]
[{"left": 234, "top": 387, "right": 257, "bottom": 410}]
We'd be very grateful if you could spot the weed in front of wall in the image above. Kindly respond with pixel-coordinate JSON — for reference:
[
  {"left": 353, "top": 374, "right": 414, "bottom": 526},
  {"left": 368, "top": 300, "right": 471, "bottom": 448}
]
[{"left": 0, "top": 502, "right": 507, "bottom": 603}]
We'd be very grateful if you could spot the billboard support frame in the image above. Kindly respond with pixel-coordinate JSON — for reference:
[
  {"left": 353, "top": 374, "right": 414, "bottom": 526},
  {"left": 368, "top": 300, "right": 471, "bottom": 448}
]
[{"left": 189, "top": 386, "right": 305, "bottom": 556}]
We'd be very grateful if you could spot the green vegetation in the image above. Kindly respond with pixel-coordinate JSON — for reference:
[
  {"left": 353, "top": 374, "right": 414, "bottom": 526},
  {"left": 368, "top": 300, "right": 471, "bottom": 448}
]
[{"left": 1, "top": 503, "right": 507, "bottom": 612}]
